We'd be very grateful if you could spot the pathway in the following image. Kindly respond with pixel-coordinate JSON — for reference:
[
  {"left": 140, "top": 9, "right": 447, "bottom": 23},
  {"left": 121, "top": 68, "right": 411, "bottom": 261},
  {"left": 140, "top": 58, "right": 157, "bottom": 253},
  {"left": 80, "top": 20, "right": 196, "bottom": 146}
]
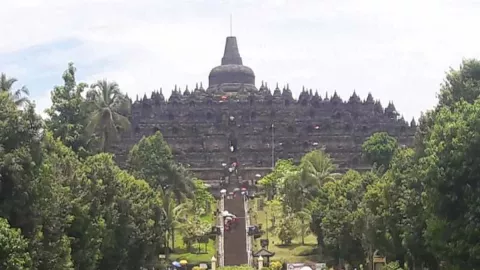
[{"left": 224, "top": 194, "right": 248, "bottom": 265}]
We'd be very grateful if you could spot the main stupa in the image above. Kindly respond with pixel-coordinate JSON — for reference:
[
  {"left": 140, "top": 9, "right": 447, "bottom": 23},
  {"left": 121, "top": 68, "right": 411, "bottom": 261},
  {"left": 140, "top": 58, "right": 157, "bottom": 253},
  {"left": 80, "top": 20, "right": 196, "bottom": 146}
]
[{"left": 207, "top": 36, "right": 257, "bottom": 93}]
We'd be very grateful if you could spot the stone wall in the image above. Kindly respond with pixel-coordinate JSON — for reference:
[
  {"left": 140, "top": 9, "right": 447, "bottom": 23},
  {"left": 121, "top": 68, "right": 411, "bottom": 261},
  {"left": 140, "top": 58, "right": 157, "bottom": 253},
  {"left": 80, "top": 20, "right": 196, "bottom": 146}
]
[{"left": 113, "top": 84, "right": 415, "bottom": 182}]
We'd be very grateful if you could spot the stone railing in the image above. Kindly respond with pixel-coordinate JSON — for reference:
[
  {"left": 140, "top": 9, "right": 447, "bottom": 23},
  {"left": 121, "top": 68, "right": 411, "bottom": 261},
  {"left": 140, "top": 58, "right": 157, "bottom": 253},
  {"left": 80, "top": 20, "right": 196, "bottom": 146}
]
[
  {"left": 244, "top": 194, "right": 253, "bottom": 267},
  {"left": 217, "top": 195, "right": 225, "bottom": 267}
]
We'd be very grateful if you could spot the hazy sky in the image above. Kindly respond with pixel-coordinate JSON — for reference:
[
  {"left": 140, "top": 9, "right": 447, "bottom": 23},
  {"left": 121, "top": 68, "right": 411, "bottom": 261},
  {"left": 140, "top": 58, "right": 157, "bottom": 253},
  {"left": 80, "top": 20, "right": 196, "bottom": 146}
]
[{"left": 1, "top": 0, "right": 479, "bottom": 120}]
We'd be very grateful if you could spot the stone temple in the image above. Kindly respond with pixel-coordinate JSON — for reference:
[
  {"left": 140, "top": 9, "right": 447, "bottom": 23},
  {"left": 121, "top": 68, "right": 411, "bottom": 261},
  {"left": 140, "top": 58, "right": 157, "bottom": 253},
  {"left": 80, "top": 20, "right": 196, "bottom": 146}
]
[{"left": 114, "top": 36, "right": 415, "bottom": 185}]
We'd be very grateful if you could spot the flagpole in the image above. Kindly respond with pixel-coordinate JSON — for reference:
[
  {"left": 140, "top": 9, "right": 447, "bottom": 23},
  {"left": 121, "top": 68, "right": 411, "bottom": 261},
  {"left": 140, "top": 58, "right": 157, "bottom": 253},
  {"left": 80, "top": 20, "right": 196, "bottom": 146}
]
[
  {"left": 271, "top": 123, "right": 275, "bottom": 170},
  {"left": 230, "top": 14, "right": 233, "bottom": 36}
]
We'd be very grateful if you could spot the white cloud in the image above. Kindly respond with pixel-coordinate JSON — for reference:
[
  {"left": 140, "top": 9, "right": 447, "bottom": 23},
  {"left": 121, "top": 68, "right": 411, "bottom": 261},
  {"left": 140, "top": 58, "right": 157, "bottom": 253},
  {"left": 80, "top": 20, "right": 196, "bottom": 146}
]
[{"left": 1, "top": 0, "right": 480, "bottom": 120}]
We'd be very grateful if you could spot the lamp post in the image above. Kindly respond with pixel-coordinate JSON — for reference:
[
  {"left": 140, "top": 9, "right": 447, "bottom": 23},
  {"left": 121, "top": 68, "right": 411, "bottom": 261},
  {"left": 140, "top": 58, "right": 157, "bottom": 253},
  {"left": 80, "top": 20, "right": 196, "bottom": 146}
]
[
  {"left": 266, "top": 209, "right": 269, "bottom": 247},
  {"left": 271, "top": 123, "right": 275, "bottom": 170}
]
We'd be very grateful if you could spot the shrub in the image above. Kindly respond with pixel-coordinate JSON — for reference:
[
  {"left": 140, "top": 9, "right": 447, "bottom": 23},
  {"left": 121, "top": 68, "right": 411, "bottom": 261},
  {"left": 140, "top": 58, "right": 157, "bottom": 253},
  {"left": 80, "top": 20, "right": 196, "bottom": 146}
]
[{"left": 270, "top": 261, "right": 283, "bottom": 270}]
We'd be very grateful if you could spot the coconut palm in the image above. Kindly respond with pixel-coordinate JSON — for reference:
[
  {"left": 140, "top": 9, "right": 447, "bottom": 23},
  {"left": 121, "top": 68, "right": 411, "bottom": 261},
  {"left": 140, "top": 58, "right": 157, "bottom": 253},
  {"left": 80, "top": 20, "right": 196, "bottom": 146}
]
[
  {"left": 159, "top": 187, "right": 187, "bottom": 259},
  {"left": 0, "top": 73, "right": 29, "bottom": 106},
  {"left": 86, "top": 79, "right": 131, "bottom": 152},
  {"left": 299, "top": 150, "right": 340, "bottom": 192},
  {"left": 161, "top": 162, "right": 194, "bottom": 202},
  {"left": 282, "top": 150, "right": 340, "bottom": 244}
]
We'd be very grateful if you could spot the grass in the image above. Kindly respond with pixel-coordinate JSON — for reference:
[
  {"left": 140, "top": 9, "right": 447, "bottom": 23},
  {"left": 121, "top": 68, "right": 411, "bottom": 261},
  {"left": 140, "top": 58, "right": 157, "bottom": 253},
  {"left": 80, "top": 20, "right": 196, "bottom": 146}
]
[
  {"left": 170, "top": 235, "right": 215, "bottom": 264},
  {"left": 169, "top": 205, "right": 218, "bottom": 264},
  {"left": 168, "top": 197, "right": 325, "bottom": 264},
  {"left": 250, "top": 199, "right": 322, "bottom": 263}
]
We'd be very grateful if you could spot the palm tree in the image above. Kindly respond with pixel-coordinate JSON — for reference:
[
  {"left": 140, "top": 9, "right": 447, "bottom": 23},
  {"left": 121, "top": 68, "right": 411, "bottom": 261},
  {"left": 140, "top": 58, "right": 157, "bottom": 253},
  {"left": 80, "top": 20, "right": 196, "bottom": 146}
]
[
  {"left": 86, "top": 79, "right": 131, "bottom": 152},
  {"left": 161, "top": 162, "right": 194, "bottom": 202},
  {"left": 286, "top": 150, "right": 340, "bottom": 244},
  {"left": 299, "top": 150, "right": 340, "bottom": 192},
  {"left": 0, "top": 73, "right": 29, "bottom": 106},
  {"left": 159, "top": 187, "right": 187, "bottom": 259}
]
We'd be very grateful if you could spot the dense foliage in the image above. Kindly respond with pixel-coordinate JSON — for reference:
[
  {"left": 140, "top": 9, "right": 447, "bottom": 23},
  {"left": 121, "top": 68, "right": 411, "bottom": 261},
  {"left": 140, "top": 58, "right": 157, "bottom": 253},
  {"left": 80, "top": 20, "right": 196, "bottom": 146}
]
[
  {"left": 0, "top": 217, "right": 31, "bottom": 269},
  {"left": 0, "top": 64, "right": 205, "bottom": 269},
  {"left": 256, "top": 59, "right": 480, "bottom": 269},
  {"left": 361, "top": 132, "right": 398, "bottom": 169}
]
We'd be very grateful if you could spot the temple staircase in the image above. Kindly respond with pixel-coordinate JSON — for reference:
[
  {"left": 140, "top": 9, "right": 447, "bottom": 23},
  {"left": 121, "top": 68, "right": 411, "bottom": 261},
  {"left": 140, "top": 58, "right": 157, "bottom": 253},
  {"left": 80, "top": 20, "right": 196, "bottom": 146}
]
[{"left": 224, "top": 192, "right": 249, "bottom": 265}]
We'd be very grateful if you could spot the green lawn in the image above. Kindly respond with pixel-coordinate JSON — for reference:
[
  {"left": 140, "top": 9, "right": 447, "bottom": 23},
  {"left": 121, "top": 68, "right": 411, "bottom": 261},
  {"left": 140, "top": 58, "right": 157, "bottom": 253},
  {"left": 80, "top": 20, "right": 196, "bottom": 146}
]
[
  {"left": 170, "top": 208, "right": 218, "bottom": 264},
  {"left": 170, "top": 235, "right": 215, "bottom": 264},
  {"left": 250, "top": 200, "right": 322, "bottom": 263}
]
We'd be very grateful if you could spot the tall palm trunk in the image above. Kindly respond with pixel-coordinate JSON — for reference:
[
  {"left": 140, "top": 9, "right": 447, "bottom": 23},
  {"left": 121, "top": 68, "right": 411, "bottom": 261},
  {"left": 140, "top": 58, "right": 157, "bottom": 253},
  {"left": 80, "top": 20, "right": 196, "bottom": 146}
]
[
  {"left": 171, "top": 227, "right": 175, "bottom": 252},
  {"left": 103, "top": 130, "right": 109, "bottom": 152},
  {"left": 165, "top": 233, "right": 170, "bottom": 260},
  {"left": 301, "top": 218, "right": 305, "bottom": 245}
]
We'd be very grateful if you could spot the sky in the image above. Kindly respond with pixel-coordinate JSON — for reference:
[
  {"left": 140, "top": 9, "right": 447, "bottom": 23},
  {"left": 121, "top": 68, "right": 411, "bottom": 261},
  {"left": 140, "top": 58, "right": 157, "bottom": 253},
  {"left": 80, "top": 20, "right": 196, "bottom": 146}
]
[{"left": 1, "top": 0, "right": 479, "bottom": 120}]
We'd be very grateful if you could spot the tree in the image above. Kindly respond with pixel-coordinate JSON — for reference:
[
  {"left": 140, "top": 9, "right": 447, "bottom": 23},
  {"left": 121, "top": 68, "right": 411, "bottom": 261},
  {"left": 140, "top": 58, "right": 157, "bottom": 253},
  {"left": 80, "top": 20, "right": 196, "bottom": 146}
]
[
  {"left": 0, "top": 72, "right": 29, "bottom": 106},
  {"left": 159, "top": 187, "right": 186, "bottom": 258},
  {"left": 0, "top": 91, "right": 43, "bottom": 239},
  {"left": 438, "top": 58, "right": 480, "bottom": 107},
  {"left": 0, "top": 93, "right": 74, "bottom": 269},
  {"left": 0, "top": 91, "right": 168, "bottom": 269},
  {"left": 258, "top": 159, "right": 297, "bottom": 200},
  {"left": 357, "top": 149, "right": 433, "bottom": 269},
  {"left": 128, "top": 131, "right": 173, "bottom": 187},
  {"left": 281, "top": 150, "right": 338, "bottom": 245},
  {"left": 85, "top": 79, "right": 131, "bottom": 152},
  {"left": 0, "top": 218, "right": 31, "bottom": 270},
  {"left": 318, "top": 170, "right": 365, "bottom": 267},
  {"left": 191, "top": 180, "right": 215, "bottom": 216},
  {"left": 410, "top": 59, "right": 480, "bottom": 268},
  {"left": 421, "top": 100, "right": 480, "bottom": 268},
  {"left": 276, "top": 214, "right": 299, "bottom": 245},
  {"left": 362, "top": 132, "right": 398, "bottom": 169},
  {"left": 45, "top": 63, "right": 92, "bottom": 156},
  {"left": 280, "top": 169, "right": 302, "bottom": 213},
  {"left": 295, "top": 206, "right": 312, "bottom": 245},
  {"left": 128, "top": 131, "right": 194, "bottom": 201},
  {"left": 180, "top": 215, "right": 211, "bottom": 252},
  {"left": 81, "top": 153, "right": 166, "bottom": 270},
  {"left": 30, "top": 133, "right": 77, "bottom": 270},
  {"left": 299, "top": 150, "right": 338, "bottom": 191},
  {"left": 417, "top": 59, "right": 480, "bottom": 158},
  {"left": 264, "top": 199, "right": 283, "bottom": 229},
  {"left": 388, "top": 149, "right": 436, "bottom": 269}
]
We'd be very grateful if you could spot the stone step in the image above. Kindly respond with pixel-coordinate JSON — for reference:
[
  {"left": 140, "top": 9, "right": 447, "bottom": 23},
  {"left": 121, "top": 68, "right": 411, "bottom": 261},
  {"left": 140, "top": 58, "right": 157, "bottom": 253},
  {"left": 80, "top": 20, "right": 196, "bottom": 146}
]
[{"left": 224, "top": 195, "right": 248, "bottom": 266}]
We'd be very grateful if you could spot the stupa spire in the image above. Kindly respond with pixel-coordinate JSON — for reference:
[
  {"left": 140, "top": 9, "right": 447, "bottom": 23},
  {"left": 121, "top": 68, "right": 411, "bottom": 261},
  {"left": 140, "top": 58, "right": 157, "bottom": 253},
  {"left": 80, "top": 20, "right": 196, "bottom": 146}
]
[{"left": 221, "top": 36, "right": 243, "bottom": 65}]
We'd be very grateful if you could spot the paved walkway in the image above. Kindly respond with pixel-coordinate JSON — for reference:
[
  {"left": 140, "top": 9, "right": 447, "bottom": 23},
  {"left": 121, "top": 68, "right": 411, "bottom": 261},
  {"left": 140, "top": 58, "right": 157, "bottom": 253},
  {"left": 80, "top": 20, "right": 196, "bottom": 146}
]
[
  {"left": 224, "top": 195, "right": 248, "bottom": 265},
  {"left": 244, "top": 196, "right": 253, "bottom": 266}
]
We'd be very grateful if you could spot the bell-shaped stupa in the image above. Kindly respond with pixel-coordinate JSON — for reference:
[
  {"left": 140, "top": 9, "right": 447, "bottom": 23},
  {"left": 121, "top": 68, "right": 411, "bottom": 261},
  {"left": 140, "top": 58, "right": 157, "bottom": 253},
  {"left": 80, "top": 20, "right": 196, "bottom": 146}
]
[{"left": 207, "top": 36, "right": 257, "bottom": 93}]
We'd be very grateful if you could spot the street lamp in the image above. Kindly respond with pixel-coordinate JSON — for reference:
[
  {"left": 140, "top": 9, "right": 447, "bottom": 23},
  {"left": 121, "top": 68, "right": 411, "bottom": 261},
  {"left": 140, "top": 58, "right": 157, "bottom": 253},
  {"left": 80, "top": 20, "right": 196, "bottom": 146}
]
[
  {"left": 266, "top": 209, "right": 269, "bottom": 246},
  {"left": 271, "top": 123, "right": 275, "bottom": 170}
]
